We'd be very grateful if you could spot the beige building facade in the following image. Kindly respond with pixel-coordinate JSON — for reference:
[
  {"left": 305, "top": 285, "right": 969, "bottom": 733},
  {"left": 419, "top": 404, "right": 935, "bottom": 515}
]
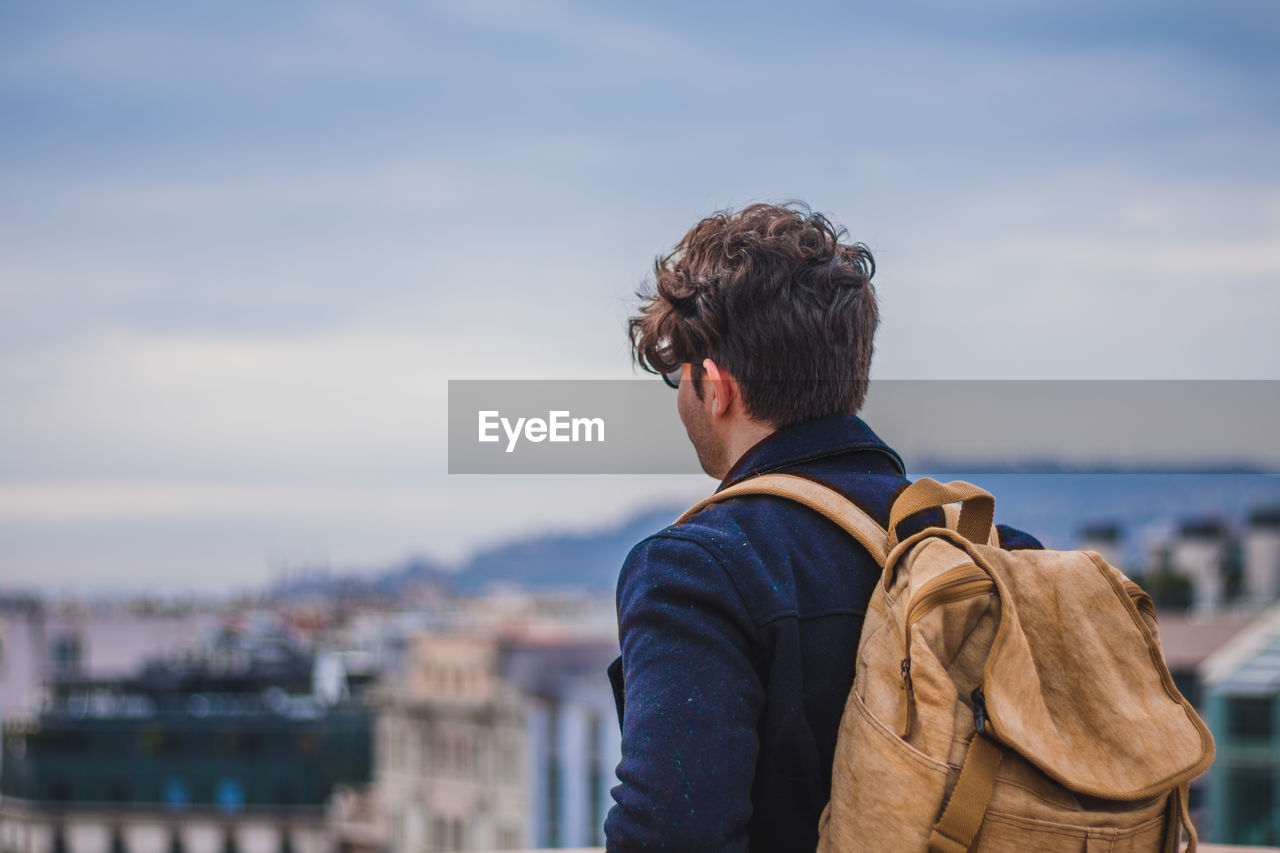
[{"left": 338, "top": 628, "right": 620, "bottom": 853}]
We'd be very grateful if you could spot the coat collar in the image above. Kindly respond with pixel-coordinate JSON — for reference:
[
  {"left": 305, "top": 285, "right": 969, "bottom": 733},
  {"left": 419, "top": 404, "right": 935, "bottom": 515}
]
[{"left": 718, "top": 414, "right": 905, "bottom": 491}]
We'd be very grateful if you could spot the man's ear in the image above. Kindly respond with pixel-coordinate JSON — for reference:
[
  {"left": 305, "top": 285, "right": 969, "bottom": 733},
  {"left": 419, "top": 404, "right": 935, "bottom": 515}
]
[{"left": 702, "top": 358, "right": 737, "bottom": 418}]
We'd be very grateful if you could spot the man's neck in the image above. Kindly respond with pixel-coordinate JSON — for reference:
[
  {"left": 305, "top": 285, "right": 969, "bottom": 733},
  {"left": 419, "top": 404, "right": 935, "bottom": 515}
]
[{"left": 716, "top": 419, "right": 778, "bottom": 481}]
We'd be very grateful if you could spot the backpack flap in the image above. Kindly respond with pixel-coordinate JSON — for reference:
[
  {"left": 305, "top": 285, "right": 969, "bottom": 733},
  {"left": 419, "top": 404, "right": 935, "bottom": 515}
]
[{"left": 975, "top": 543, "right": 1215, "bottom": 800}]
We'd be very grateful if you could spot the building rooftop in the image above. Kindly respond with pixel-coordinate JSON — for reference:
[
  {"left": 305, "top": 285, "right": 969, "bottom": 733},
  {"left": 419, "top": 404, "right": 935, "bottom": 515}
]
[
  {"left": 1202, "top": 600, "right": 1280, "bottom": 693},
  {"left": 1156, "top": 610, "right": 1258, "bottom": 671}
]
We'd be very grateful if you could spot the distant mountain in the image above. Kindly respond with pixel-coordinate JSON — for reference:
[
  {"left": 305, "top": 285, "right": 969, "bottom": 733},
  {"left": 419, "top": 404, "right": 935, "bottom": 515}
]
[
  {"left": 276, "top": 472, "right": 1280, "bottom": 598},
  {"left": 371, "top": 557, "right": 456, "bottom": 597},
  {"left": 453, "top": 505, "right": 682, "bottom": 594},
  {"left": 448, "top": 472, "right": 1280, "bottom": 592},
  {"left": 269, "top": 555, "right": 454, "bottom": 602}
]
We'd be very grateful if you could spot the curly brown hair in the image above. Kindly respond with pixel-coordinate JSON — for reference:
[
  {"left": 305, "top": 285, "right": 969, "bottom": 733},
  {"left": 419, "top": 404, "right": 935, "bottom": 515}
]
[{"left": 628, "top": 202, "right": 879, "bottom": 427}]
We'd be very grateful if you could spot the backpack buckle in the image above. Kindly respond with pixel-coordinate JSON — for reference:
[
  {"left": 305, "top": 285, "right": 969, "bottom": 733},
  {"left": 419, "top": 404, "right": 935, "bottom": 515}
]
[{"left": 971, "top": 687, "right": 990, "bottom": 736}]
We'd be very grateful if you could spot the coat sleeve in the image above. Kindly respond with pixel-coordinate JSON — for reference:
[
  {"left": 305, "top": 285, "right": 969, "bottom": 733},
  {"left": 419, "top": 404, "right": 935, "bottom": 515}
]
[
  {"left": 604, "top": 532, "right": 764, "bottom": 852},
  {"left": 995, "top": 523, "right": 1043, "bottom": 551}
]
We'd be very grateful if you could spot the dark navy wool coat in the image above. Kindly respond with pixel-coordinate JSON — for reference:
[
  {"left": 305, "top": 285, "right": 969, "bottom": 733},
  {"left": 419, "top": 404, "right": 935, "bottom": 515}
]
[{"left": 604, "top": 415, "right": 1041, "bottom": 852}]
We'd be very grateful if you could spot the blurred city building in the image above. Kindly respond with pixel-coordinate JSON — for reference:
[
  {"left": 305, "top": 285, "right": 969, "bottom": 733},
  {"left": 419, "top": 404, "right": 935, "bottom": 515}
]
[
  {"left": 0, "top": 599, "right": 224, "bottom": 720},
  {"left": 1075, "top": 503, "right": 1280, "bottom": 842},
  {"left": 0, "top": 619, "right": 373, "bottom": 853},
  {"left": 1245, "top": 508, "right": 1280, "bottom": 606},
  {"left": 1174, "top": 519, "right": 1233, "bottom": 612},
  {"left": 1201, "top": 601, "right": 1280, "bottom": 846},
  {"left": 330, "top": 617, "right": 620, "bottom": 853},
  {"left": 1077, "top": 522, "right": 1123, "bottom": 568},
  {"left": 6, "top": 496, "right": 1280, "bottom": 851},
  {"left": 1145, "top": 609, "right": 1256, "bottom": 832}
]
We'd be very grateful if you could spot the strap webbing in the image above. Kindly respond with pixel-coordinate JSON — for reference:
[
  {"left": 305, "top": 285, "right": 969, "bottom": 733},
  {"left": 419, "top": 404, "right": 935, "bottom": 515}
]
[
  {"left": 1179, "top": 783, "right": 1197, "bottom": 852},
  {"left": 927, "top": 734, "right": 1004, "bottom": 853},
  {"left": 942, "top": 504, "right": 1000, "bottom": 546},
  {"left": 676, "top": 473, "right": 888, "bottom": 567},
  {"left": 888, "top": 478, "right": 995, "bottom": 550},
  {"left": 1161, "top": 781, "right": 1198, "bottom": 853}
]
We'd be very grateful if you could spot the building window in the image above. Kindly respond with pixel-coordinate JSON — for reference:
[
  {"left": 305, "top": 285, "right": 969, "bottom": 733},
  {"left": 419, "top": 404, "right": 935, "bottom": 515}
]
[
  {"left": 1226, "top": 766, "right": 1275, "bottom": 845},
  {"left": 392, "top": 813, "right": 405, "bottom": 853},
  {"left": 48, "top": 777, "right": 72, "bottom": 802},
  {"left": 459, "top": 734, "right": 475, "bottom": 777},
  {"left": 142, "top": 727, "right": 169, "bottom": 757},
  {"left": 164, "top": 777, "right": 189, "bottom": 810},
  {"left": 1171, "top": 669, "right": 1201, "bottom": 710},
  {"left": 216, "top": 777, "right": 245, "bottom": 813},
  {"left": 109, "top": 778, "right": 132, "bottom": 803},
  {"left": 547, "top": 706, "right": 560, "bottom": 847},
  {"left": 50, "top": 635, "right": 82, "bottom": 675},
  {"left": 274, "top": 782, "right": 297, "bottom": 805},
  {"left": 1228, "top": 695, "right": 1274, "bottom": 740},
  {"left": 296, "top": 731, "right": 320, "bottom": 756},
  {"left": 588, "top": 711, "right": 603, "bottom": 846},
  {"left": 501, "top": 742, "right": 518, "bottom": 780},
  {"left": 497, "top": 827, "right": 520, "bottom": 850}
]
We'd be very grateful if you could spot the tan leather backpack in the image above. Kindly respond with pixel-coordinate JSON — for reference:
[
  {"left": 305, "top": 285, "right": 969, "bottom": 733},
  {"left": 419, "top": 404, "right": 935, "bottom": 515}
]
[{"left": 685, "top": 474, "right": 1214, "bottom": 852}]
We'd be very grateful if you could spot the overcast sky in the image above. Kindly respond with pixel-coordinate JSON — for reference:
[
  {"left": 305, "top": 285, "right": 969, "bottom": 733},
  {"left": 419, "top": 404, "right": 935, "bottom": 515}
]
[{"left": 2, "top": 1, "right": 1277, "bottom": 594}]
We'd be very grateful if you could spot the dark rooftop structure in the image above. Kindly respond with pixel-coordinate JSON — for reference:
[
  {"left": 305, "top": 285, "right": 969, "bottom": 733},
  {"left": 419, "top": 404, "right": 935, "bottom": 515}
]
[{"left": 1, "top": 648, "right": 372, "bottom": 814}]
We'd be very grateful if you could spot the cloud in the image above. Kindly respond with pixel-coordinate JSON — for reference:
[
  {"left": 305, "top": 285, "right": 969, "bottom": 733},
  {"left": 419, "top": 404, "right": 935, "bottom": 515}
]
[
  {"left": 1, "top": 0, "right": 1277, "bottom": 589},
  {"left": 0, "top": 4, "right": 440, "bottom": 91},
  {"left": 0, "top": 326, "right": 622, "bottom": 479}
]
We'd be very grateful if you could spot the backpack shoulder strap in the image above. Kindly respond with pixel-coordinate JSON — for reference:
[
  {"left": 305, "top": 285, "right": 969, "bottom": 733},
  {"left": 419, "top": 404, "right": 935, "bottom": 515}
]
[{"left": 675, "top": 473, "right": 889, "bottom": 568}]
